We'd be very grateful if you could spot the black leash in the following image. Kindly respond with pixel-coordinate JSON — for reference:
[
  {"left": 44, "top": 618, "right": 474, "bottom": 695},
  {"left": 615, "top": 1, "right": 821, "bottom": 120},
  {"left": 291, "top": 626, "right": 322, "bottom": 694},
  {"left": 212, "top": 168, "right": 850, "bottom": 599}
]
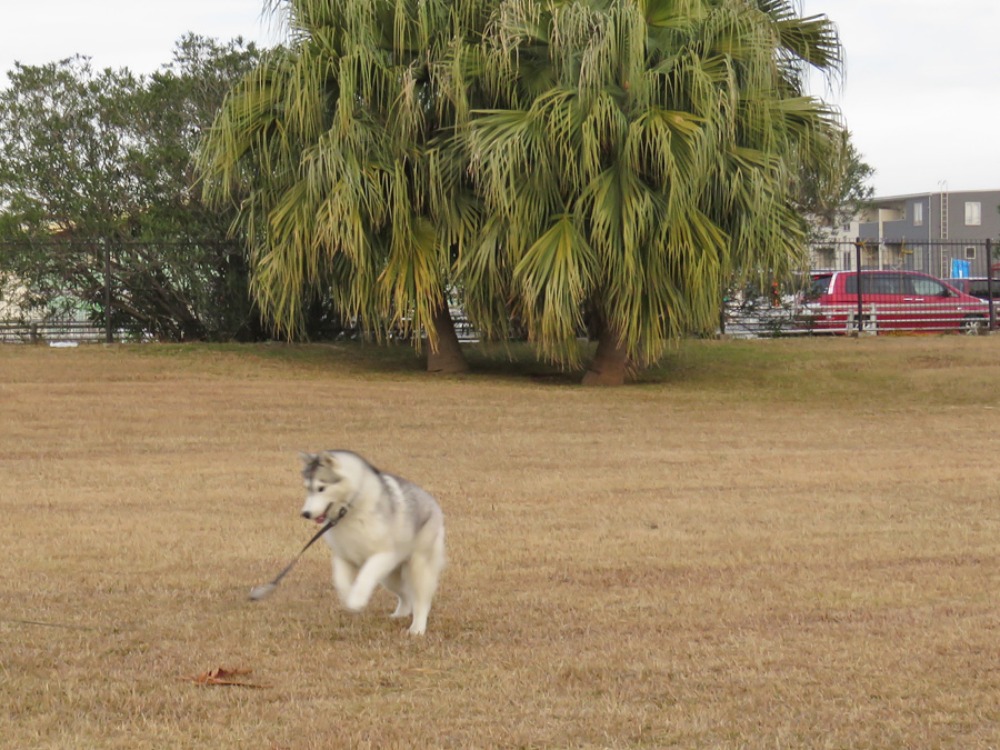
[{"left": 249, "top": 506, "right": 348, "bottom": 600}]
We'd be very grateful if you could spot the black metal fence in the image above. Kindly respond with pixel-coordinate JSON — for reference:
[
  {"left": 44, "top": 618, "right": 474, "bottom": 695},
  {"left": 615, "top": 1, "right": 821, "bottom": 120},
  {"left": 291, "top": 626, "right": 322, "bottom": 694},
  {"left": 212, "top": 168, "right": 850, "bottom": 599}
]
[
  {"left": 4, "top": 238, "right": 999, "bottom": 343},
  {"left": 723, "top": 239, "right": 999, "bottom": 338},
  {"left": 0, "top": 237, "right": 263, "bottom": 344},
  {"left": 0, "top": 320, "right": 107, "bottom": 344},
  {"left": 3, "top": 238, "right": 478, "bottom": 345}
]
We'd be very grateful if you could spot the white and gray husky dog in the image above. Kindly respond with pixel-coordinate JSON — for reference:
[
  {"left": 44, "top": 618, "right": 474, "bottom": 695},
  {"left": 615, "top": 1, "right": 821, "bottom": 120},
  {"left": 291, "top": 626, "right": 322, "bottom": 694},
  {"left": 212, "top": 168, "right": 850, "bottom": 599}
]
[{"left": 299, "top": 450, "right": 446, "bottom": 635}]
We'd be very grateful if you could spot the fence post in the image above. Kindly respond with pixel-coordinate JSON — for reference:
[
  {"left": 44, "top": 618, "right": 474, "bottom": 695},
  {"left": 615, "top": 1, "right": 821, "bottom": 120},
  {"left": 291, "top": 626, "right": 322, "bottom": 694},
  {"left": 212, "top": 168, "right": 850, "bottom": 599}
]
[
  {"left": 103, "top": 240, "right": 113, "bottom": 344},
  {"left": 854, "top": 238, "right": 863, "bottom": 334},
  {"left": 988, "top": 238, "right": 996, "bottom": 331}
]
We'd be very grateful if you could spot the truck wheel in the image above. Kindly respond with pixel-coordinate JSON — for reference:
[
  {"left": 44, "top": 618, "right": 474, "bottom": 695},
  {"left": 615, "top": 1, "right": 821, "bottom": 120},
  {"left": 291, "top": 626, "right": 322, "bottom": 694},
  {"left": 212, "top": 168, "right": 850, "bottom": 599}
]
[{"left": 961, "top": 316, "right": 987, "bottom": 335}]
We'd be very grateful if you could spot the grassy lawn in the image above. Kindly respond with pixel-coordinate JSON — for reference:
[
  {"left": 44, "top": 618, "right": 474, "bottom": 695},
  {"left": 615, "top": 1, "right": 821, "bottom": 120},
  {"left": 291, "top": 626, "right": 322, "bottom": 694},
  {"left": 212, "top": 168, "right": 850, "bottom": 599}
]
[{"left": 2, "top": 336, "right": 999, "bottom": 748}]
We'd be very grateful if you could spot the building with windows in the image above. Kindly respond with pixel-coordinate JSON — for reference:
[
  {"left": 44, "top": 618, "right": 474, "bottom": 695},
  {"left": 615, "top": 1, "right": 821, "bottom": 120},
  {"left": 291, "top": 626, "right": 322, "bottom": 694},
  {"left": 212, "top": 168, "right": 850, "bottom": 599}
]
[{"left": 810, "top": 189, "right": 1000, "bottom": 276}]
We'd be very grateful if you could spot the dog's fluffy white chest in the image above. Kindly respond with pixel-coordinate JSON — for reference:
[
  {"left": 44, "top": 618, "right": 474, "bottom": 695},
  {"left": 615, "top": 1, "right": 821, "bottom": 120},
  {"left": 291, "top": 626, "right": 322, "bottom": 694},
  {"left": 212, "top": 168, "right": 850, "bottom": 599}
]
[
  {"left": 323, "top": 476, "right": 413, "bottom": 566},
  {"left": 325, "top": 516, "right": 391, "bottom": 566}
]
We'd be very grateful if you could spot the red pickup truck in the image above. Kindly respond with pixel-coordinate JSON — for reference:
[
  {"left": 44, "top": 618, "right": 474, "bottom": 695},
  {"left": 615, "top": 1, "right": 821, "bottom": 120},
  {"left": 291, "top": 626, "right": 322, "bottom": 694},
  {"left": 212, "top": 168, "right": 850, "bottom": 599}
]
[{"left": 796, "top": 270, "right": 992, "bottom": 334}]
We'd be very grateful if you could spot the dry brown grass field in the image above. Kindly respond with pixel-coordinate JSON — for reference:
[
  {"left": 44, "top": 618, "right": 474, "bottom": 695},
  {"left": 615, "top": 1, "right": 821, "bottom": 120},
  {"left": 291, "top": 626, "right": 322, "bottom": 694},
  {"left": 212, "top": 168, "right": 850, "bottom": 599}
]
[{"left": 2, "top": 336, "right": 999, "bottom": 749}]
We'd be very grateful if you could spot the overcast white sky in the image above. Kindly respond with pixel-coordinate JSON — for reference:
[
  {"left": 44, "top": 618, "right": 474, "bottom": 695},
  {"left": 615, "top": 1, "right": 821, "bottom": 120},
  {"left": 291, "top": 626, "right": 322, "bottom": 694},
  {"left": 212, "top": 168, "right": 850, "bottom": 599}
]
[
  {"left": 0, "top": 2, "right": 279, "bottom": 78},
  {"left": 801, "top": 0, "right": 999, "bottom": 197},
  {"left": 2, "top": 0, "right": 998, "bottom": 198}
]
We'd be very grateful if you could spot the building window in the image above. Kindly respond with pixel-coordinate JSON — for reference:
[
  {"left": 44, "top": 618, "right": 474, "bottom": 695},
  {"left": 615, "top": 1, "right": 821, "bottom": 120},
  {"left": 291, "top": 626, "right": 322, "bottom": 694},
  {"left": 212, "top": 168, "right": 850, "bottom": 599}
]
[
  {"left": 966, "top": 246, "right": 976, "bottom": 260},
  {"left": 913, "top": 202, "right": 923, "bottom": 226},
  {"left": 965, "top": 201, "right": 982, "bottom": 226}
]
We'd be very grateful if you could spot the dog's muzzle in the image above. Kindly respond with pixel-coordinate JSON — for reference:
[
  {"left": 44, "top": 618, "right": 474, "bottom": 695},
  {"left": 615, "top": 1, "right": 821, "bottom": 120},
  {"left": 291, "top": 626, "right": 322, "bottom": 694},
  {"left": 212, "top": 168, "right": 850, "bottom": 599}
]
[{"left": 302, "top": 503, "right": 334, "bottom": 524}]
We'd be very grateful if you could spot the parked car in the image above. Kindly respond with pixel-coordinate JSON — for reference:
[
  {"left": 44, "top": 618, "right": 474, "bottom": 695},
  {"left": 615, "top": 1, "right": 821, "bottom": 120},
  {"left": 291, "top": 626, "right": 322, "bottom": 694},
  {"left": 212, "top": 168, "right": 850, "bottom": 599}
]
[
  {"left": 796, "top": 270, "right": 991, "bottom": 334},
  {"left": 945, "top": 277, "right": 1000, "bottom": 303}
]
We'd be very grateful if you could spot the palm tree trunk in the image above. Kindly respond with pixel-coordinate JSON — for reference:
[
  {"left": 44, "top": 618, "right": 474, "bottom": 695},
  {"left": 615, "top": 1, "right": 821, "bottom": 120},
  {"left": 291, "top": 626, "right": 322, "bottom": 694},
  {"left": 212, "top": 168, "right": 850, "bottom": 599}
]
[
  {"left": 581, "top": 320, "right": 628, "bottom": 386},
  {"left": 426, "top": 301, "right": 469, "bottom": 373}
]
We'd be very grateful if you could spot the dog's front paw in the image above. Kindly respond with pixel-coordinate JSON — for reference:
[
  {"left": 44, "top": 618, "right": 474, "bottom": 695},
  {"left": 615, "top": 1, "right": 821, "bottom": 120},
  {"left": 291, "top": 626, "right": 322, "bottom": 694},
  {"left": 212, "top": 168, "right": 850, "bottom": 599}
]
[{"left": 345, "top": 589, "right": 370, "bottom": 612}]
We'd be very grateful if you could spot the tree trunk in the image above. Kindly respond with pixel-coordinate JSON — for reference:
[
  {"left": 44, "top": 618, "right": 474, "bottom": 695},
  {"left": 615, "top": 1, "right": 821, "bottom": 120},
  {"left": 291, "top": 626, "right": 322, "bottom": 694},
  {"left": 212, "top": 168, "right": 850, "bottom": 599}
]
[
  {"left": 581, "top": 321, "right": 628, "bottom": 386},
  {"left": 426, "top": 302, "right": 469, "bottom": 374}
]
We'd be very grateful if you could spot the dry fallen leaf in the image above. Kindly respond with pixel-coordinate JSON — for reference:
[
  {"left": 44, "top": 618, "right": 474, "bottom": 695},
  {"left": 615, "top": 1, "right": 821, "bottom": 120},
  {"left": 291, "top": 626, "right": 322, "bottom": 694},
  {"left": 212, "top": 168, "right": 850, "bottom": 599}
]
[{"left": 183, "top": 667, "right": 268, "bottom": 688}]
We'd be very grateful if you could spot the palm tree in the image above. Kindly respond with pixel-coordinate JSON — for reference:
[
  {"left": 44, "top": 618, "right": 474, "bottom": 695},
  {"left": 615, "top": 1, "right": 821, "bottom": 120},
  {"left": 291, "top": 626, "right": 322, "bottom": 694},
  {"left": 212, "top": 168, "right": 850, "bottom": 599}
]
[
  {"left": 462, "top": 0, "right": 844, "bottom": 384},
  {"left": 197, "top": 0, "right": 488, "bottom": 372}
]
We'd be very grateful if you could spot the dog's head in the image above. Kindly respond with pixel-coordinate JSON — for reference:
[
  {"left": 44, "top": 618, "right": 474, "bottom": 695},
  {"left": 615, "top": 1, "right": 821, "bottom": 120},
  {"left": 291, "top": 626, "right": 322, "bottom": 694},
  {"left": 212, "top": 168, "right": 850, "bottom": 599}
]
[{"left": 299, "top": 451, "right": 356, "bottom": 524}]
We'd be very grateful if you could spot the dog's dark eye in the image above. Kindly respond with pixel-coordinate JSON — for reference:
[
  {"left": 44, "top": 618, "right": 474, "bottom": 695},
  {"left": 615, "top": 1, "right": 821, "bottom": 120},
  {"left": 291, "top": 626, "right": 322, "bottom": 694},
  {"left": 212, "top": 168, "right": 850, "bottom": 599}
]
[{"left": 317, "top": 486, "right": 326, "bottom": 492}]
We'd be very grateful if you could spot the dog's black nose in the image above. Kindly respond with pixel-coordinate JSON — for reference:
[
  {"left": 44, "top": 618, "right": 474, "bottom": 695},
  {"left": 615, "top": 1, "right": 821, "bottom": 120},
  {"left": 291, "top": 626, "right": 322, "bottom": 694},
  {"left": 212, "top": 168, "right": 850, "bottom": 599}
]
[{"left": 300, "top": 511, "right": 311, "bottom": 519}]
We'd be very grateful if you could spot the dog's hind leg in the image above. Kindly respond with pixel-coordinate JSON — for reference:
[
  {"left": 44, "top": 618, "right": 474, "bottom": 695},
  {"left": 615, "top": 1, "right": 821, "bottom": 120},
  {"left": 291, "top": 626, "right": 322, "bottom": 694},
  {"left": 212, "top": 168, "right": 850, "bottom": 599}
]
[
  {"left": 407, "top": 531, "right": 445, "bottom": 636},
  {"left": 383, "top": 565, "right": 413, "bottom": 619}
]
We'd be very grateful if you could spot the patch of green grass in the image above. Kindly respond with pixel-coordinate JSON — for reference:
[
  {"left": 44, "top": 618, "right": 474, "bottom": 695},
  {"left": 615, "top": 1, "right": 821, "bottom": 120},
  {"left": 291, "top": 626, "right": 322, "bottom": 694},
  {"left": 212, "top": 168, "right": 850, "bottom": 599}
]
[{"left": 87, "top": 334, "right": 1000, "bottom": 410}]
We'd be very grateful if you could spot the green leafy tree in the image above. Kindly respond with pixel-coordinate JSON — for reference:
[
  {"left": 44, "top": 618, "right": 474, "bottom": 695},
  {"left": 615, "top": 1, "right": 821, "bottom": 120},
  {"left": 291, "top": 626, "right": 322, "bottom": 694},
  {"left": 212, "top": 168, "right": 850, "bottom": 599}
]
[
  {"left": 794, "top": 127, "right": 874, "bottom": 235},
  {"left": 462, "top": 0, "right": 845, "bottom": 384},
  {"left": 0, "top": 57, "right": 138, "bottom": 238},
  {"left": 0, "top": 35, "right": 266, "bottom": 340},
  {"left": 198, "top": 0, "right": 490, "bottom": 371}
]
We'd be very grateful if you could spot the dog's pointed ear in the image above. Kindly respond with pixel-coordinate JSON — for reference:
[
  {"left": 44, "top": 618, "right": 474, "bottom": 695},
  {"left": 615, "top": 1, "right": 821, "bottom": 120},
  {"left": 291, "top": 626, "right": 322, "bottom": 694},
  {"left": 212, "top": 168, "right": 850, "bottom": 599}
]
[
  {"left": 298, "top": 452, "right": 315, "bottom": 465},
  {"left": 317, "top": 452, "right": 339, "bottom": 470}
]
